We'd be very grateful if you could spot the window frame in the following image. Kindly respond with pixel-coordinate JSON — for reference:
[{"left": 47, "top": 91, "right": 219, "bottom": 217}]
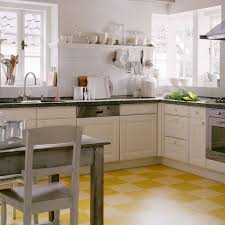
[
  {"left": 0, "top": 4, "right": 49, "bottom": 86},
  {"left": 152, "top": 5, "right": 222, "bottom": 88}
]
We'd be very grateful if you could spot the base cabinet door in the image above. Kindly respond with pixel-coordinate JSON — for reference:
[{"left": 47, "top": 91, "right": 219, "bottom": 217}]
[
  {"left": 189, "top": 118, "right": 206, "bottom": 167},
  {"left": 77, "top": 117, "right": 120, "bottom": 163},
  {"left": 164, "top": 137, "right": 189, "bottom": 162},
  {"left": 120, "top": 114, "right": 157, "bottom": 160}
]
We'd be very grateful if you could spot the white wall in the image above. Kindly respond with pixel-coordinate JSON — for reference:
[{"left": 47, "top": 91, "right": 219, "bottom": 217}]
[
  {"left": 0, "top": 0, "right": 168, "bottom": 98},
  {"left": 54, "top": 0, "right": 168, "bottom": 97}
]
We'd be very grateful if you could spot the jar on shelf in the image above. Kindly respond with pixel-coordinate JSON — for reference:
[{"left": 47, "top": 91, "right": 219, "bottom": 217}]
[{"left": 126, "top": 31, "right": 138, "bottom": 46}]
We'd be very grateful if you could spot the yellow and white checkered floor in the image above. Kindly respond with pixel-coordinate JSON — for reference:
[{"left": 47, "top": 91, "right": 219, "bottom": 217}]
[{"left": 2, "top": 165, "right": 225, "bottom": 225}]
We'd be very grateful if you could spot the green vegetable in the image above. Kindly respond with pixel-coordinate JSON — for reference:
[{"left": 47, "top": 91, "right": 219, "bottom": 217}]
[{"left": 165, "top": 89, "right": 199, "bottom": 102}]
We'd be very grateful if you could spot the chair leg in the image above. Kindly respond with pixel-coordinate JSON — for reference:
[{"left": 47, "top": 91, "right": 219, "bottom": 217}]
[
  {"left": 13, "top": 207, "right": 16, "bottom": 219},
  {"left": 53, "top": 210, "right": 60, "bottom": 225},
  {"left": 1, "top": 202, "right": 7, "bottom": 225},
  {"left": 33, "top": 214, "right": 39, "bottom": 224},
  {"left": 70, "top": 208, "right": 78, "bottom": 225},
  {"left": 23, "top": 210, "right": 32, "bottom": 225}
]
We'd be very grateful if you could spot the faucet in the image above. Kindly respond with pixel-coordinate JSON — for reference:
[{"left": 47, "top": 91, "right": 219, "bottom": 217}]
[{"left": 23, "top": 72, "right": 37, "bottom": 101}]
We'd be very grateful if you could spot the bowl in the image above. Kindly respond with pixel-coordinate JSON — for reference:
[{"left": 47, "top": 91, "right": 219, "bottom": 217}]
[
  {"left": 170, "top": 78, "right": 180, "bottom": 86},
  {"left": 88, "top": 36, "right": 98, "bottom": 44},
  {"left": 207, "top": 72, "right": 217, "bottom": 82},
  {"left": 180, "top": 78, "right": 191, "bottom": 86}
]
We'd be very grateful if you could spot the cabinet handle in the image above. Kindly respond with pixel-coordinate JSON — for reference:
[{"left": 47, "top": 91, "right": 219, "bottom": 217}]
[
  {"left": 96, "top": 110, "right": 104, "bottom": 114},
  {"left": 202, "top": 121, "right": 205, "bottom": 125}
]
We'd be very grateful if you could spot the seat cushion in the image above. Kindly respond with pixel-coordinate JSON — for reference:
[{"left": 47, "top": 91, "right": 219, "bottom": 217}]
[{"left": 0, "top": 182, "right": 71, "bottom": 203}]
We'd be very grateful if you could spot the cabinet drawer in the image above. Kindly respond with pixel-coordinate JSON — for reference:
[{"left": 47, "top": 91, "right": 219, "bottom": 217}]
[
  {"left": 120, "top": 103, "right": 157, "bottom": 116},
  {"left": 165, "top": 104, "right": 189, "bottom": 117},
  {"left": 164, "top": 137, "right": 189, "bottom": 162},
  {"left": 165, "top": 115, "right": 189, "bottom": 140},
  {"left": 190, "top": 107, "right": 206, "bottom": 120},
  {"left": 37, "top": 107, "right": 76, "bottom": 119},
  {"left": 0, "top": 108, "right": 36, "bottom": 121},
  {"left": 37, "top": 118, "right": 76, "bottom": 128}
]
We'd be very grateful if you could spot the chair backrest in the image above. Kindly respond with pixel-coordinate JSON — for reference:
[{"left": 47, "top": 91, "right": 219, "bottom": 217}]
[{"left": 22, "top": 126, "right": 82, "bottom": 210}]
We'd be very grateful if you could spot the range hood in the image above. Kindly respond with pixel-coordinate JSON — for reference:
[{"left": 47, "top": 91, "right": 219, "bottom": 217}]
[{"left": 200, "top": 20, "right": 225, "bottom": 40}]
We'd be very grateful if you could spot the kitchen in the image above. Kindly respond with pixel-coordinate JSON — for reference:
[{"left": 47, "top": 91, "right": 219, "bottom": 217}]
[{"left": 0, "top": 0, "right": 224, "bottom": 225}]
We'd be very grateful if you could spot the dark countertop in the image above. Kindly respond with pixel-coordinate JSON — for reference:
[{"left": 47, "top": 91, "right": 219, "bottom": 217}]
[{"left": 0, "top": 96, "right": 222, "bottom": 109}]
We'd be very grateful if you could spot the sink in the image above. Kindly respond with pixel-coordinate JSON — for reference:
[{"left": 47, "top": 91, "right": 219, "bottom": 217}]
[
  {"left": 22, "top": 99, "right": 66, "bottom": 104},
  {"left": 40, "top": 99, "right": 65, "bottom": 103},
  {"left": 0, "top": 99, "right": 22, "bottom": 104},
  {"left": 22, "top": 100, "right": 42, "bottom": 104}
]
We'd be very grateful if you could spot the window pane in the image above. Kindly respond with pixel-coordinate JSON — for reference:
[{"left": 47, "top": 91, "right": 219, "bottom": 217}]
[
  {"left": 24, "top": 13, "right": 41, "bottom": 79},
  {"left": 152, "top": 14, "right": 169, "bottom": 85},
  {"left": 175, "top": 12, "right": 193, "bottom": 79},
  {"left": 198, "top": 6, "right": 221, "bottom": 87},
  {"left": 0, "top": 11, "right": 18, "bottom": 84}
]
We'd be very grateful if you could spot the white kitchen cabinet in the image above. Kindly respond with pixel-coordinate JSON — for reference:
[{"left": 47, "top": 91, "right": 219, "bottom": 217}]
[
  {"left": 37, "top": 118, "right": 76, "bottom": 128},
  {"left": 0, "top": 108, "right": 36, "bottom": 129},
  {"left": 120, "top": 114, "right": 157, "bottom": 160},
  {"left": 120, "top": 103, "right": 157, "bottom": 116},
  {"left": 165, "top": 115, "right": 189, "bottom": 140},
  {"left": 165, "top": 104, "right": 189, "bottom": 117},
  {"left": 37, "top": 107, "right": 76, "bottom": 120},
  {"left": 164, "top": 137, "right": 189, "bottom": 162},
  {"left": 77, "top": 117, "right": 120, "bottom": 162},
  {"left": 37, "top": 106, "right": 76, "bottom": 128},
  {"left": 189, "top": 109, "right": 206, "bottom": 167}
]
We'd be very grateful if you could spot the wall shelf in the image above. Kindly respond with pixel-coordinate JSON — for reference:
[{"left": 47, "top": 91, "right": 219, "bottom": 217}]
[{"left": 48, "top": 42, "right": 154, "bottom": 50}]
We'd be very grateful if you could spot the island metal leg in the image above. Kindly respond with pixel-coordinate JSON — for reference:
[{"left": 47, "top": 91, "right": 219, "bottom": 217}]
[{"left": 90, "top": 146, "right": 104, "bottom": 225}]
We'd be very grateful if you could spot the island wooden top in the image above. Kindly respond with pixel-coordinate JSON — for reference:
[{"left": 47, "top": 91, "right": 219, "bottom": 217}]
[{"left": 0, "top": 135, "right": 110, "bottom": 154}]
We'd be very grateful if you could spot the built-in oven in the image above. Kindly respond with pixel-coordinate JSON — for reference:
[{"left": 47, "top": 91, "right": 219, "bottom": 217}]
[{"left": 207, "top": 108, "right": 225, "bottom": 163}]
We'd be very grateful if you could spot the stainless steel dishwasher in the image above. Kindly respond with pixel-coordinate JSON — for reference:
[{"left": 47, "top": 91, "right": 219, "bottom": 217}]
[{"left": 77, "top": 105, "right": 120, "bottom": 162}]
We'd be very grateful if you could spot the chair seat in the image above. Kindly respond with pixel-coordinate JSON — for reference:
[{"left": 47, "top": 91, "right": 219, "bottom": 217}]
[{"left": 0, "top": 182, "right": 71, "bottom": 203}]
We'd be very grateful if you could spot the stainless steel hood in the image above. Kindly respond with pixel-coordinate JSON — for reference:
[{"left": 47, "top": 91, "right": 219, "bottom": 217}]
[{"left": 200, "top": 20, "right": 225, "bottom": 40}]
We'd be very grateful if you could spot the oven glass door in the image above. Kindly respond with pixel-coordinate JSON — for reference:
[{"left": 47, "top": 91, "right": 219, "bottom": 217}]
[{"left": 208, "top": 117, "right": 225, "bottom": 160}]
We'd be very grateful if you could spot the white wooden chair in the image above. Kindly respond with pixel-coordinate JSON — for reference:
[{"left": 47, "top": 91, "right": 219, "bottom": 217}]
[
  {"left": 0, "top": 175, "right": 39, "bottom": 223},
  {"left": 0, "top": 174, "right": 23, "bottom": 219},
  {"left": 0, "top": 126, "right": 82, "bottom": 225}
]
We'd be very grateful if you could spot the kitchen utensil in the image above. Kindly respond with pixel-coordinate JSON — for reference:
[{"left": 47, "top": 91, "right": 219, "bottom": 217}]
[
  {"left": 99, "top": 33, "right": 108, "bottom": 44},
  {"left": 141, "top": 77, "right": 157, "bottom": 98},
  {"left": 88, "top": 35, "right": 98, "bottom": 44},
  {"left": 73, "top": 86, "right": 84, "bottom": 100},
  {"left": 4, "top": 120, "right": 24, "bottom": 141},
  {"left": 60, "top": 35, "right": 68, "bottom": 44},
  {"left": 180, "top": 78, "right": 191, "bottom": 86},
  {"left": 170, "top": 78, "right": 180, "bottom": 86},
  {"left": 1, "top": 54, "right": 18, "bottom": 85},
  {"left": 0, "top": 125, "right": 5, "bottom": 142},
  {"left": 113, "top": 49, "right": 129, "bottom": 69},
  {"left": 78, "top": 76, "right": 88, "bottom": 87},
  {"left": 87, "top": 76, "right": 111, "bottom": 99}
]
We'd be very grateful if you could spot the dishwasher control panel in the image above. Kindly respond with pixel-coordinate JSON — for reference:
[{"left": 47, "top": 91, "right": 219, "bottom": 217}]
[{"left": 77, "top": 105, "right": 120, "bottom": 118}]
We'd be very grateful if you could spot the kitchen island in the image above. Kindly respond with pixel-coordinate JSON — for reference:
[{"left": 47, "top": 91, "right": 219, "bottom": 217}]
[{"left": 0, "top": 135, "right": 110, "bottom": 225}]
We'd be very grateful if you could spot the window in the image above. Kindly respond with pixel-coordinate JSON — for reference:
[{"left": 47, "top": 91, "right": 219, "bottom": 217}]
[
  {"left": 0, "top": 8, "right": 46, "bottom": 86},
  {"left": 152, "top": 6, "right": 221, "bottom": 87}
]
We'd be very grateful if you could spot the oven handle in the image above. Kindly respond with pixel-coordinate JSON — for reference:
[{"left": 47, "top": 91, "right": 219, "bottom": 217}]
[{"left": 209, "top": 117, "right": 225, "bottom": 128}]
